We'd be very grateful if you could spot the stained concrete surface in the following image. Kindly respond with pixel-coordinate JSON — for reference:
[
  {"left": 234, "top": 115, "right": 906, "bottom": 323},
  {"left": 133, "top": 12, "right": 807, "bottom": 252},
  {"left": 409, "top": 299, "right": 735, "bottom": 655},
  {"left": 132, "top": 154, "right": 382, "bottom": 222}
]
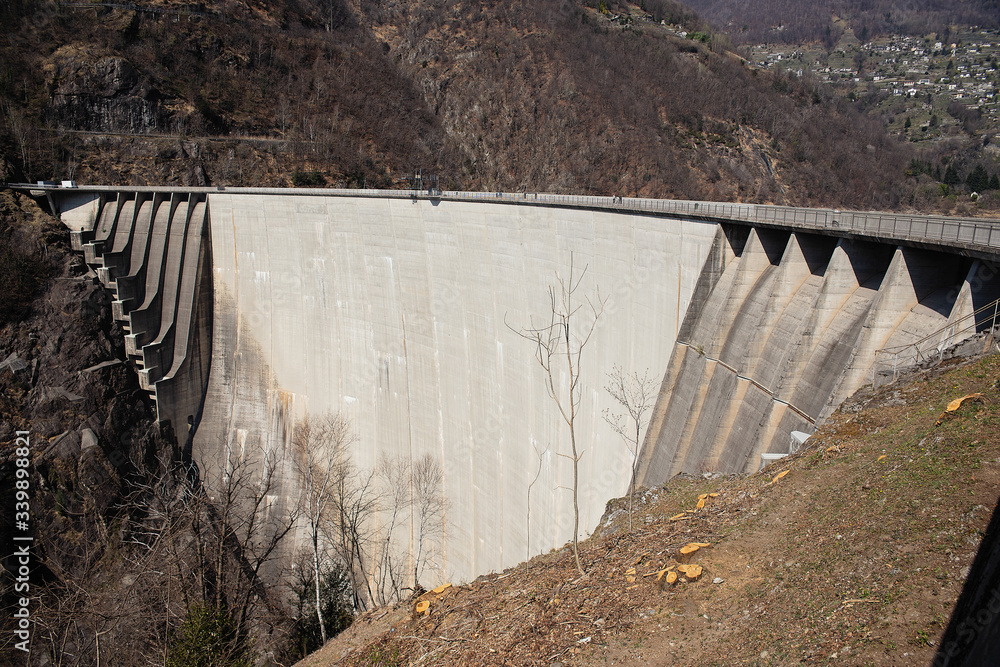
[{"left": 198, "top": 194, "right": 718, "bottom": 584}]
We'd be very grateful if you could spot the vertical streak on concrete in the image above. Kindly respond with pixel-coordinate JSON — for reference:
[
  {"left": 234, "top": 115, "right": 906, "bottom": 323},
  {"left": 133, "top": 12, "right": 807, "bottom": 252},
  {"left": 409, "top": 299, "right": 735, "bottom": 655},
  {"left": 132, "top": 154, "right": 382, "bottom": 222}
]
[{"left": 701, "top": 378, "right": 750, "bottom": 471}]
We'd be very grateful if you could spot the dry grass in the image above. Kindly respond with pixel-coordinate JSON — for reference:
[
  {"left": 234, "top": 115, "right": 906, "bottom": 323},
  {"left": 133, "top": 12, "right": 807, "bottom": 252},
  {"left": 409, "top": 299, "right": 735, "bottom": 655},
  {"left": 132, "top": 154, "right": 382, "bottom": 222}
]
[{"left": 306, "top": 352, "right": 1000, "bottom": 666}]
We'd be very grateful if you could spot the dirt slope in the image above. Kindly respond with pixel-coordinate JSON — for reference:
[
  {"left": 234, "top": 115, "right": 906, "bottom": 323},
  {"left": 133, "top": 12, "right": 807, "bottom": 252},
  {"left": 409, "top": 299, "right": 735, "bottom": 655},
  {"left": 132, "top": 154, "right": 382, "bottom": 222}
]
[{"left": 302, "top": 349, "right": 1000, "bottom": 666}]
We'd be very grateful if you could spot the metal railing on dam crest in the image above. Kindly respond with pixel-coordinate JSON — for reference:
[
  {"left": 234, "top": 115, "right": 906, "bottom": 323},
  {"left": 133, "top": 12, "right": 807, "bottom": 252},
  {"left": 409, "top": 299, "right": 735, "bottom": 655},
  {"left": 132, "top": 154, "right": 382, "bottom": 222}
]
[{"left": 19, "top": 181, "right": 1000, "bottom": 259}]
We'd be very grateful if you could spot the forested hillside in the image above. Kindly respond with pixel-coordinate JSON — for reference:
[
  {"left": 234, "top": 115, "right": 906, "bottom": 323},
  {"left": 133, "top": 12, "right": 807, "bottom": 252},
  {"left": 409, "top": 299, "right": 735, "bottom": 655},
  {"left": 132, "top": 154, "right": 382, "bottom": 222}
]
[{"left": 0, "top": 0, "right": 964, "bottom": 211}]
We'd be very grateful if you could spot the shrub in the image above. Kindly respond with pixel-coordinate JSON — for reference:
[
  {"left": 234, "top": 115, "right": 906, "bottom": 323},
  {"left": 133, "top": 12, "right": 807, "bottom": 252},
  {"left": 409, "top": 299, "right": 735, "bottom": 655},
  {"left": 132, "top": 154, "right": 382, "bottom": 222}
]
[
  {"left": 166, "top": 604, "right": 253, "bottom": 667},
  {"left": 291, "top": 562, "right": 354, "bottom": 658},
  {"left": 292, "top": 170, "right": 325, "bottom": 187}
]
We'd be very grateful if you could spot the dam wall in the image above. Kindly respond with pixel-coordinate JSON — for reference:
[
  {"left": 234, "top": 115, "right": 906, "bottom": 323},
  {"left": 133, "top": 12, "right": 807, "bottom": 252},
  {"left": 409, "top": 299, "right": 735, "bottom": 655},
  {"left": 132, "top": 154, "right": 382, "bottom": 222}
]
[
  {"left": 198, "top": 193, "right": 718, "bottom": 583},
  {"left": 634, "top": 228, "right": 998, "bottom": 486},
  {"left": 65, "top": 190, "right": 213, "bottom": 448},
  {"left": 35, "top": 184, "right": 1000, "bottom": 589}
]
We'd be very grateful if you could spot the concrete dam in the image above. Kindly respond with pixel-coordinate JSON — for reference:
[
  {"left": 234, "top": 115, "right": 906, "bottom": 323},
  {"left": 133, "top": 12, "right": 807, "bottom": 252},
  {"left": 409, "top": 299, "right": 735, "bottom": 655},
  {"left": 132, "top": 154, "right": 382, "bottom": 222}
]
[{"left": 35, "top": 184, "right": 1000, "bottom": 587}]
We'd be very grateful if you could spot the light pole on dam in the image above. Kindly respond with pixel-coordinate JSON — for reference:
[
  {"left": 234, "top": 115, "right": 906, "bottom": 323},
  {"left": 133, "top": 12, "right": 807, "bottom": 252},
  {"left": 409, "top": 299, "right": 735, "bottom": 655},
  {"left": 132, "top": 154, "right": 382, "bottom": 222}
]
[{"left": 26, "top": 183, "right": 1000, "bottom": 593}]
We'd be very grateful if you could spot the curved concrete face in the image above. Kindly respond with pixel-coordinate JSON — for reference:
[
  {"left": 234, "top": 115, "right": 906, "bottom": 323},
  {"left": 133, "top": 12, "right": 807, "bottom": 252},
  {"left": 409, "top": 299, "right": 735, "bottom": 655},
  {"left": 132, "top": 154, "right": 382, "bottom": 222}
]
[
  {"left": 197, "top": 194, "right": 718, "bottom": 584},
  {"left": 49, "top": 185, "right": 1000, "bottom": 595}
]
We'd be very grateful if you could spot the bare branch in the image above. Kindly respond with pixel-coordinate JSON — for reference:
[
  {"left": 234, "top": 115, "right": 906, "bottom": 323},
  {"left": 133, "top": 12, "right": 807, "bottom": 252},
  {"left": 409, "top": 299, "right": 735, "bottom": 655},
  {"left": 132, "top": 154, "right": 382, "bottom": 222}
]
[{"left": 508, "top": 253, "right": 603, "bottom": 575}]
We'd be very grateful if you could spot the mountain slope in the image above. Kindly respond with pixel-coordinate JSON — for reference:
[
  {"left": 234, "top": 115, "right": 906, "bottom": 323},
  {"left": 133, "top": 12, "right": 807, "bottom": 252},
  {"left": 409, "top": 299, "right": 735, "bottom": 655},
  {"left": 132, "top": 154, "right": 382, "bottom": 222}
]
[
  {"left": 0, "top": 0, "right": 925, "bottom": 210},
  {"left": 303, "top": 351, "right": 1000, "bottom": 666}
]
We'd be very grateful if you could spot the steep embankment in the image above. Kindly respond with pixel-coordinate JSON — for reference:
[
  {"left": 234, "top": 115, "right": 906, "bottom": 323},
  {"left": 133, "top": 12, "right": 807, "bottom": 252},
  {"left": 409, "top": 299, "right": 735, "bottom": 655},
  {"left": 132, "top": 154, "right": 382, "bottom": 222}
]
[
  {"left": 306, "top": 350, "right": 1000, "bottom": 666},
  {"left": 1, "top": 0, "right": 919, "bottom": 209},
  {"left": 0, "top": 190, "right": 171, "bottom": 662}
]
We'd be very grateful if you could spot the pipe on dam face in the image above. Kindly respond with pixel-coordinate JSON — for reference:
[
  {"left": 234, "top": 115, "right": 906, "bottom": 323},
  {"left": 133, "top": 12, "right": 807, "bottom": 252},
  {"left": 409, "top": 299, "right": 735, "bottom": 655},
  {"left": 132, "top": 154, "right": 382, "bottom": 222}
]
[{"left": 46, "top": 187, "right": 1000, "bottom": 590}]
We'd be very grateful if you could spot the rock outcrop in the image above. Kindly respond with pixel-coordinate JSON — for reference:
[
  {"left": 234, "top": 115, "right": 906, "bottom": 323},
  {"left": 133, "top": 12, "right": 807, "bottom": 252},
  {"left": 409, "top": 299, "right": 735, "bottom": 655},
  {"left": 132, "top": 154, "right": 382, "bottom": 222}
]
[{"left": 46, "top": 46, "right": 162, "bottom": 134}]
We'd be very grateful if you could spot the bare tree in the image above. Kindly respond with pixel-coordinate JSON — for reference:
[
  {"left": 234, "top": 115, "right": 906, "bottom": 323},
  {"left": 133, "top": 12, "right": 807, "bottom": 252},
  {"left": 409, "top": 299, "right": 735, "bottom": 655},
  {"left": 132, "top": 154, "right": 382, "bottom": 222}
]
[
  {"left": 603, "top": 365, "right": 656, "bottom": 531},
  {"left": 3, "top": 101, "right": 29, "bottom": 172},
  {"left": 325, "top": 458, "right": 379, "bottom": 611},
  {"left": 29, "top": 434, "right": 303, "bottom": 666},
  {"left": 508, "top": 254, "right": 605, "bottom": 576},
  {"left": 411, "top": 454, "right": 445, "bottom": 588},
  {"left": 374, "top": 454, "right": 411, "bottom": 604},
  {"left": 201, "top": 438, "right": 300, "bottom": 641},
  {"left": 294, "top": 413, "right": 354, "bottom": 644}
]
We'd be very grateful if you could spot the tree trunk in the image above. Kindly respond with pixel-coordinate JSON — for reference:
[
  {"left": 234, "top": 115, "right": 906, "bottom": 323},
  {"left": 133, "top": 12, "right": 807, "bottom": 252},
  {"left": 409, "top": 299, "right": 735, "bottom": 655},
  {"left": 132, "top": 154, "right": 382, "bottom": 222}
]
[{"left": 313, "top": 531, "right": 327, "bottom": 644}]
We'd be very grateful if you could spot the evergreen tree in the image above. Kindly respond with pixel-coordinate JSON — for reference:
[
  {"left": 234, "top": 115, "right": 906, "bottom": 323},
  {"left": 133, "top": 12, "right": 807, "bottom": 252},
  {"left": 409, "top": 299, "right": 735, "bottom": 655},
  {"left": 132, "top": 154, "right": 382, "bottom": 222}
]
[
  {"left": 292, "top": 563, "right": 355, "bottom": 658},
  {"left": 989, "top": 174, "right": 1000, "bottom": 191},
  {"left": 967, "top": 164, "right": 990, "bottom": 192},
  {"left": 943, "top": 165, "right": 961, "bottom": 186},
  {"left": 167, "top": 605, "right": 253, "bottom": 667}
]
